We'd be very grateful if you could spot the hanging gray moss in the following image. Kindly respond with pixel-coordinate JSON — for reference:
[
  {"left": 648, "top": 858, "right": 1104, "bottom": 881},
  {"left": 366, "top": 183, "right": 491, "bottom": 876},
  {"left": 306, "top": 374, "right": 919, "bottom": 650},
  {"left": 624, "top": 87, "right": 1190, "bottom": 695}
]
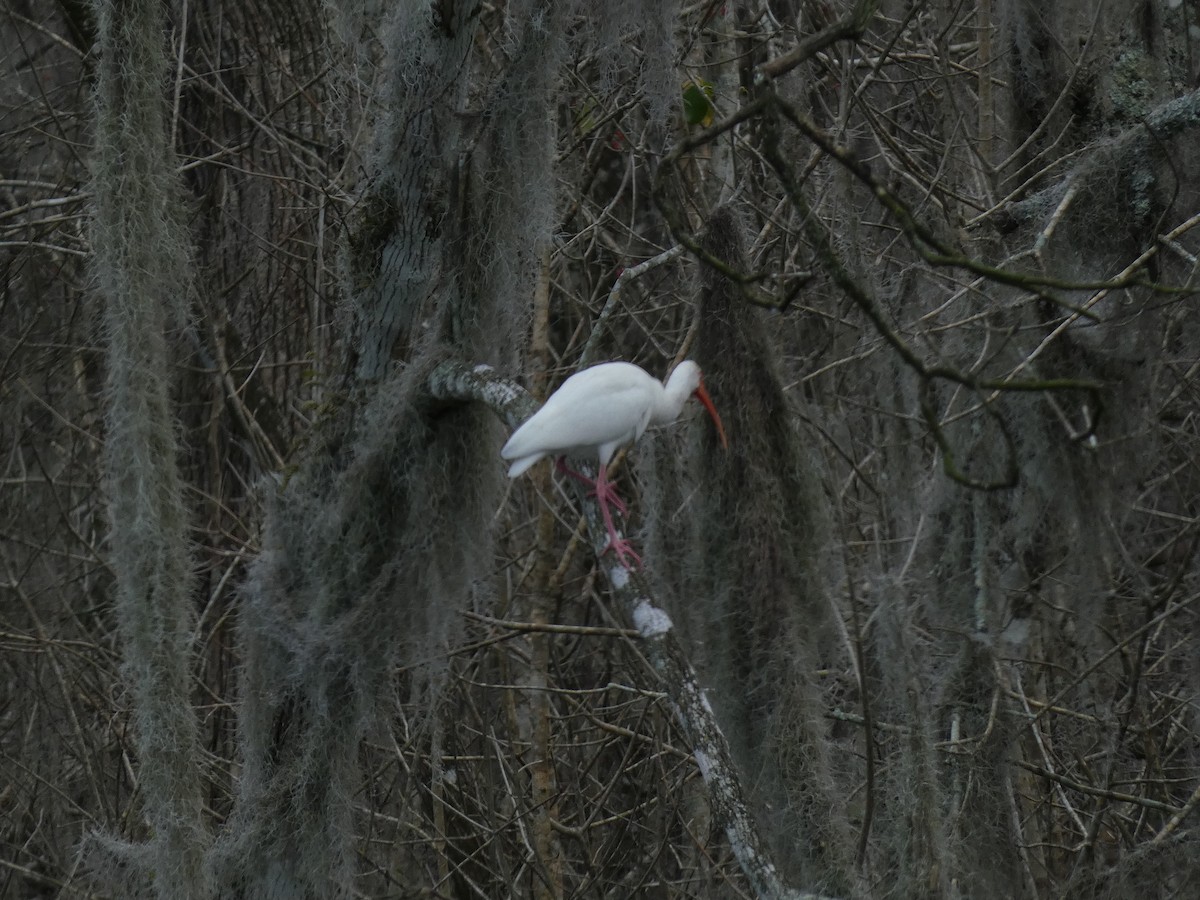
[
  {"left": 85, "top": 0, "right": 210, "bottom": 895},
  {"left": 204, "top": 3, "right": 576, "bottom": 895},
  {"left": 642, "top": 206, "right": 855, "bottom": 893}
]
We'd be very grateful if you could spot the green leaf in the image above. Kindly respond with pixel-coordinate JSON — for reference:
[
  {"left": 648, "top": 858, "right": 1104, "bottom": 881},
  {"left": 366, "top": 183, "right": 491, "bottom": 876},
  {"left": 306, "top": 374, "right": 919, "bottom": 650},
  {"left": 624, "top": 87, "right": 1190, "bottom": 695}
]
[{"left": 682, "top": 80, "right": 715, "bottom": 127}]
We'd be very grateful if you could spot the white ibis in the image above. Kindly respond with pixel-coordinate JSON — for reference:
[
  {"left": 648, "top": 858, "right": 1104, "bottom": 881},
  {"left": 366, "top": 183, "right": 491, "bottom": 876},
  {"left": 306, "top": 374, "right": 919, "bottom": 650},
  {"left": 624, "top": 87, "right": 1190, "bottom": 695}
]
[{"left": 501, "top": 360, "right": 728, "bottom": 568}]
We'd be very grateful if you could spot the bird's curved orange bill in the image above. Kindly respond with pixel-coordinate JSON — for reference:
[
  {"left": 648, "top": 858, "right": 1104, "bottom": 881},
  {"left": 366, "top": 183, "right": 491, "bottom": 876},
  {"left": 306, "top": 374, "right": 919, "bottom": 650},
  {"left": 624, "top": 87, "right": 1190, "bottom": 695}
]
[{"left": 694, "top": 382, "right": 729, "bottom": 448}]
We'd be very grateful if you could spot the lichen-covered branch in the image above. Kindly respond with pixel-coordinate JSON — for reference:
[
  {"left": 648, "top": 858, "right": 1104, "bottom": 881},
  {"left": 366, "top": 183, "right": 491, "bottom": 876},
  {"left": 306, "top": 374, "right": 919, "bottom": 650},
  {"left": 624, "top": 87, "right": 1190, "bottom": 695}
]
[{"left": 428, "top": 360, "right": 537, "bottom": 428}]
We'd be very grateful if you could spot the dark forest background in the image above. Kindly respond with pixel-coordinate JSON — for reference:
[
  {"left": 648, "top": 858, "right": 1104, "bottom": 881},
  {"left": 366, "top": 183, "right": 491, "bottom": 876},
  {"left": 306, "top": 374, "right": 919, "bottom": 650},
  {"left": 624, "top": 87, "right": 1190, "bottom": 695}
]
[{"left": 4, "top": 1, "right": 1200, "bottom": 897}]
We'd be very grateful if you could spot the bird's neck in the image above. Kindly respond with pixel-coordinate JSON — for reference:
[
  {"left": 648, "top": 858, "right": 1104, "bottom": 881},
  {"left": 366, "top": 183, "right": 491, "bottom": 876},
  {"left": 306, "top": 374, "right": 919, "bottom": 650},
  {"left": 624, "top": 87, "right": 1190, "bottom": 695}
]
[{"left": 652, "top": 379, "right": 691, "bottom": 425}]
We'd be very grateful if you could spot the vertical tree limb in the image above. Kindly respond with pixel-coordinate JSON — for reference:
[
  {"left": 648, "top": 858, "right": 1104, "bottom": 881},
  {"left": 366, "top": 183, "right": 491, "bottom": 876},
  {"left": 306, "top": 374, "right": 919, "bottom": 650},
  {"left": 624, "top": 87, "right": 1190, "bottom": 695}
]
[{"left": 527, "top": 244, "right": 565, "bottom": 897}]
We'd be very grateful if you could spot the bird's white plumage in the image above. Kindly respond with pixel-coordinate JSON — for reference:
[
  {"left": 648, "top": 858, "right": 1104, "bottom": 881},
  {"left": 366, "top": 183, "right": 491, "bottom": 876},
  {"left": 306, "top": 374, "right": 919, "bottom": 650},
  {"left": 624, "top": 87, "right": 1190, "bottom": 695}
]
[
  {"left": 501, "top": 361, "right": 704, "bottom": 478},
  {"left": 500, "top": 359, "right": 724, "bottom": 569}
]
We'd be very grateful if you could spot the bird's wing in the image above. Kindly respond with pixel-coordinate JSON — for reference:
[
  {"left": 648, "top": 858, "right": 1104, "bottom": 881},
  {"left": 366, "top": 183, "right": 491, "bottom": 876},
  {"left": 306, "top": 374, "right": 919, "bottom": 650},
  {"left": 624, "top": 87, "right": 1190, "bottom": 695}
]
[
  {"left": 501, "top": 367, "right": 652, "bottom": 461},
  {"left": 504, "top": 450, "right": 547, "bottom": 479}
]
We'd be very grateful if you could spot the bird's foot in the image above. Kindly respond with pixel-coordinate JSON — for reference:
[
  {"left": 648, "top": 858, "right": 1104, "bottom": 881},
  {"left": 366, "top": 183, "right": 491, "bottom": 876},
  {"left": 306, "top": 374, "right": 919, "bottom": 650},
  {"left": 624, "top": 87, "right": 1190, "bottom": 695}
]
[
  {"left": 602, "top": 534, "right": 642, "bottom": 569},
  {"left": 590, "top": 476, "right": 628, "bottom": 516}
]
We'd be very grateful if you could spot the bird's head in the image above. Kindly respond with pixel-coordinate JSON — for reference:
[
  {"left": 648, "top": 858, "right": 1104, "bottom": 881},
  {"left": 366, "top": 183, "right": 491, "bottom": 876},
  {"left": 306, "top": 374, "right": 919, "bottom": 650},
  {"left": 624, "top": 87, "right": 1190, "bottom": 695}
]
[{"left": 674, "top": 361, "right": 728, "bottom": 449}]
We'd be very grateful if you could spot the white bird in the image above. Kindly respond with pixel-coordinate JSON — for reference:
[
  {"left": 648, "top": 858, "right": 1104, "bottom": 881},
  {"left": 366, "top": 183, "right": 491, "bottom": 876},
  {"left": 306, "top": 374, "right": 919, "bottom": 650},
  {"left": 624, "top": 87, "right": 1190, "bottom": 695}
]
[{"left": 501, "top": 360, "right": 728, "bottom": 568}]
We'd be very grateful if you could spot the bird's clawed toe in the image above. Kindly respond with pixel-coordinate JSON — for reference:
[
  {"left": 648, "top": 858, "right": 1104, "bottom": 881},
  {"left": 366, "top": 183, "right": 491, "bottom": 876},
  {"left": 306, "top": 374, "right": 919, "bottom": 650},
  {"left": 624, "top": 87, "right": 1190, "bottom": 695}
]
[
  {"left": 590, "top": 480, "right": 628, "bottom": 516},
  {"left": 602, "top": 536, "right": 642, "bottom": 569}
]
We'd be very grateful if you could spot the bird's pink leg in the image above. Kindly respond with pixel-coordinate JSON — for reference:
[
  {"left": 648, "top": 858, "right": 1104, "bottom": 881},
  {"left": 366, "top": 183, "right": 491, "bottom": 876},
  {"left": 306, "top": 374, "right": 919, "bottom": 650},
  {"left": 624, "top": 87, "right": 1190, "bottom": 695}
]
[
  {"left": 554, "top": 455, "right": 592, "bottom": 486},
  {"left": 593, "top": 465, "right": 641, "bottom": 569},
  {"left": 554, "top": 458, "right": 640, "bottom": 567},
  {"left": 555, "top": 456, "right": 627, "bottom": 514}
]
